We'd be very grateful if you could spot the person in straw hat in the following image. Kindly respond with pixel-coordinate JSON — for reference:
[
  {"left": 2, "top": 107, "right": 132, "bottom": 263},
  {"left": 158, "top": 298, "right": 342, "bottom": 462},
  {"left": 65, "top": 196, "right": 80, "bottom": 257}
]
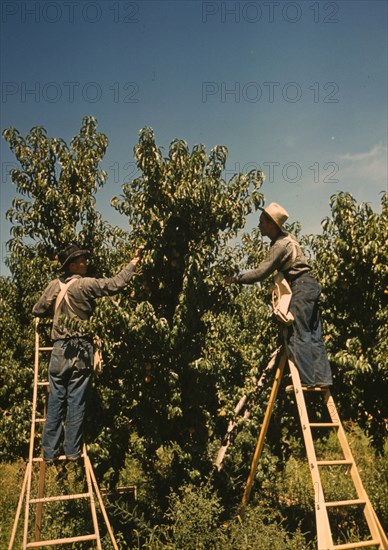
[
  {"left": 32, "top": 243, "right": 143, "bottom": 464},
  {"left": 225, "top": 202, "right": 332, "bottom": 389}
]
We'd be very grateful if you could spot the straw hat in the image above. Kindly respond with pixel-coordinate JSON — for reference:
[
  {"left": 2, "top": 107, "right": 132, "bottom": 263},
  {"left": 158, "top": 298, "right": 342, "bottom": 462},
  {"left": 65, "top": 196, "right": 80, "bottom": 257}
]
[{"left": 259, "top": 202, "right": 289, "bottom": 231}]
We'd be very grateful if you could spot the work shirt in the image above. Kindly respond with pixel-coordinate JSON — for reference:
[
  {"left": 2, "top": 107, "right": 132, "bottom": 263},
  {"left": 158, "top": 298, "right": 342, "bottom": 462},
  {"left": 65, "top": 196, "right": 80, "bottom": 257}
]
[
  {"left": 32, "top": 261, "right": 137, "bottom": 340},
  {"left": 237, "top": 232, "right": 311, "bottom": 284}
]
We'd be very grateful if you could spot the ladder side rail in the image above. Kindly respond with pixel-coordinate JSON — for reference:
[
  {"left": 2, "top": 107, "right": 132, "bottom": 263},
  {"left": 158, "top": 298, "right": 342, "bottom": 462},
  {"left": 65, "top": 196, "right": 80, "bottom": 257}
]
[
  {"left": 240, "top": 349, "right": 287, "bottom": 516},
  {"left": 86, "top": 454, "right": 119, "bottom": 550},
  {"left": 30, "top": 318, "right": 42, "bottom": 460},
  {"left": 23, "top": 319, "right": 42, "bottom": 548},
  {"left": 34, "top": 355, "right": 51, "bottom": 543},
  {"left": 288, "top": 358, "right": 335, "bottom": 550},
  {"left": 33, "top": 319, "right": 50, "bottom": 544},
  {"left": 324, "top": 393, "right": 388, "bottom": 548},
  {"left": 82, "top": 446, "right": 102, "bottom": 550},
  {"left": 34, "top": 461, "right": 46, "bottom": 542}
]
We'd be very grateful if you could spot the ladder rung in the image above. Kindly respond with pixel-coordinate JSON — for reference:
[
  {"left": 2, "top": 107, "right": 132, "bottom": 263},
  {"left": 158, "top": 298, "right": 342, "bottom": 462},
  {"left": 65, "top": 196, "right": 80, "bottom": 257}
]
[
  {"left": 309, "top": 422, "right": 340, "bottom": 428},
  {"left": 35, "top": 418, "right": 46, "bottom": 423},
  {"left": 100, "top": 485, "right": 137, "bottom": 497},
  {"left": 37, "top": 381, "right": 49, "bottom": 386},
  {"left": 26, "top": 533, "right": 97, "bottom": 547},
  {"left": 317, "top": 460, "right": 353, "bottom": 466},
  {"left": 32, "top": 455, "right": 68, "bottom": 462},
  {"left": 326, "top": 498, "right": 366, "bottom": 508},
  {"left": 302, "top": 386, "right": 329, "bottom": 391},
  {"left": 29, "top": 492, "right": 90, "bottom": 504},
  {"left": 333, "top": 540, "right": 380, "bottom": 549},
  {"left": 38, "top": 347, "right": 53, "bottom": 351}
]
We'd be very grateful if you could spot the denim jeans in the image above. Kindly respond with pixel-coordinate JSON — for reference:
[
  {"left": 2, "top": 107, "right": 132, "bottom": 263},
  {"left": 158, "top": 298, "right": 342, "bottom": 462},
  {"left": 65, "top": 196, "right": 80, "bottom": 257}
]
[
  {"left": 287, "top": 272, "right": 333, "bottom": 386},
  {"left": 42, "top": 337, "right": 93, "bottom": 461}
]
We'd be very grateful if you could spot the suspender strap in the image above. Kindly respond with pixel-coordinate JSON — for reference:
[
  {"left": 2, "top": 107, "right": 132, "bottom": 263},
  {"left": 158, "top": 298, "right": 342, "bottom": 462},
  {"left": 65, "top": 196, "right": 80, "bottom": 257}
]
[
  {"left": 54, "top": 278, "right": 78, "bottom": 315},
  {"left": 281, "top": 235, "right": 298, "bottom": 272},
  {"left": 53, "top": 278, "right": 87, "bottom": 325}
]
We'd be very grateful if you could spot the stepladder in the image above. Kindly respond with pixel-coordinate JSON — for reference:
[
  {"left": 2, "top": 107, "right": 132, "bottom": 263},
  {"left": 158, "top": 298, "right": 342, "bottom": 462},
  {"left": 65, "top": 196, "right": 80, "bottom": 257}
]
[
  {"left": 240, "top": 347, "right": 388, "bottom": 550},
  {"left": 8, "top": 319, "right": 119, "bottom": 549}
]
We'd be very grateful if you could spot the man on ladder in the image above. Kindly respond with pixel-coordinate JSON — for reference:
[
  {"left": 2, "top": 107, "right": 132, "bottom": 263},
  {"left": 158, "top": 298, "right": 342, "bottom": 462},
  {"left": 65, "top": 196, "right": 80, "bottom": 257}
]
[
  {"left": 225, "top": 203, "right": 388, "bottom": 548},
  {"left": 225, "top": 201, "right": 333, "bottom": 389},
  {"left": 32, "top": 243, "right": 143, "bottom": 464}
]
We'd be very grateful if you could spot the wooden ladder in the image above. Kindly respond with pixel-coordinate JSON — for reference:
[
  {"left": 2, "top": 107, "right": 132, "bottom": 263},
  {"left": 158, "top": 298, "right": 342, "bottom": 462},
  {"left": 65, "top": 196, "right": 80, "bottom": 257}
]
[
  {"left": 240, "top": 348, "right": 388, "bottom": 550},
  {"left": 8, "top": 319, "right": 118, "bottom": 549}
]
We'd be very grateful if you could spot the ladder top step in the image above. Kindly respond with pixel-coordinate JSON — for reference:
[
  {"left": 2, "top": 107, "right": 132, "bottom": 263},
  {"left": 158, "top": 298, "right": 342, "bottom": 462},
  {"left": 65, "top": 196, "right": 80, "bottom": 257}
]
[
  {"left": 285, "top": 385, "right": 330, "bottom": 393},
  {"left": 32, "top": 454, "right": 68, "bottom": 462},
  {"left": 26, "top": 533, "right": 97, "bottom": 547},
  {"left": 32, "top": 452, "right": 84, "bottom": 463},
  {"left": 317, "top": 459, "right": 353, "bottom": 466},
  {"left": 333, "top": 540, "right": 380, "bottom": 549},
  {"left": 325, "top": 498, "right": 366, "bottom": 508}
]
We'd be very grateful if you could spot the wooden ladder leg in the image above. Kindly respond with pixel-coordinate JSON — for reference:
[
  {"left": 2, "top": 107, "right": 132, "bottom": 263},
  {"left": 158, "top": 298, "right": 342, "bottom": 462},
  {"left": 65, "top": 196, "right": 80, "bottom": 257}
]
[
  {"left": 83, "top": 446, "right": 102, "bottom": 550},
  {"left": 240, "top": 349, "right": 288, "bottom": 516},
  {"left": 8, "top": 466, "right": 28, "bottom": 549},
  {"left": 22, "top": 462, "right": 33, "bottom": 550},
  {"left": 85, "top": 454, "right": 119, "bottom": 550},
  {"left": 22, "top": 320, "right": 42, "bottom": 549},
  {"left": 34, "top": 460, "right": 46, "bottom": 542},
  {"left": 34, "top": 384, "right": 48, "bottom": 543},
  {"left": 288, "top": 359, "right": 334, "bottom": 550}
]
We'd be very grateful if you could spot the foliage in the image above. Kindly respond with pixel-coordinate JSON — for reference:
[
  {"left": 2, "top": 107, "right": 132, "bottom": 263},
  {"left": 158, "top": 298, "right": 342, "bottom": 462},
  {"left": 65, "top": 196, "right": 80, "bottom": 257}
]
[
  {"left": 1, "top": 116, "right": 116, "bottom": 461},
  {"left": 165, "top": 483, "right": 224, "bottom": 549},
  {"left": 3, "top": 116, "right": 108, "bottom": 252},
  {"left": 0, "top": 460, "right": 117, "bottom": 549},
  {"left": 0, "top": 461, "right": 25, "bottom": 548},
  {"left": 306, "top": 192, "right": 388, "bottom": 448},
  {"left": 0, "top": 277, "right": 32, "bottom": 459},
  {"left": 84, "top": 128, "right": 266, "bottom": 495},
  {"left": 1, "top": 119, "right": 387, "bottom": 547}
]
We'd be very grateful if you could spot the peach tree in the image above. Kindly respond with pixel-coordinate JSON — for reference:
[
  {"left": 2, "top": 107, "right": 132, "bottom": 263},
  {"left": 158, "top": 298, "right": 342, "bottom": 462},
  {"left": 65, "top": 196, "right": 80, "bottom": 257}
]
[
  {"left": 1, "top": 120, "right": 269, "bottom": 514},
  {"left": 1, "top": 116, "right": 112, "bottom": 458},
  {"left": 87, "top": 128, "right": 267, "bottom": 501},
  {"left": 306, "top": 192, "right": 387, "bottom": 449},
  {"left": 2, "top": 118, "right": 386, "bottom": 544}
]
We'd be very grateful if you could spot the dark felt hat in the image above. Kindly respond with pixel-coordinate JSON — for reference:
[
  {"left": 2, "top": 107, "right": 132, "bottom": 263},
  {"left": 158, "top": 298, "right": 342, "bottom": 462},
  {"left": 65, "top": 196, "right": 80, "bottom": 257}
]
[{"left": 58, "top": 244, "right": 90, "bottom": 270}]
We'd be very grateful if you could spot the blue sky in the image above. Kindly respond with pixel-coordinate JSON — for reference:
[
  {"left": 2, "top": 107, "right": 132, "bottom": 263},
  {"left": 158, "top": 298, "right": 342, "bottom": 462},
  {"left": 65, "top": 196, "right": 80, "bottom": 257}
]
[{"left": 1, "top": 0, "right": 387, "bottom": 275}]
